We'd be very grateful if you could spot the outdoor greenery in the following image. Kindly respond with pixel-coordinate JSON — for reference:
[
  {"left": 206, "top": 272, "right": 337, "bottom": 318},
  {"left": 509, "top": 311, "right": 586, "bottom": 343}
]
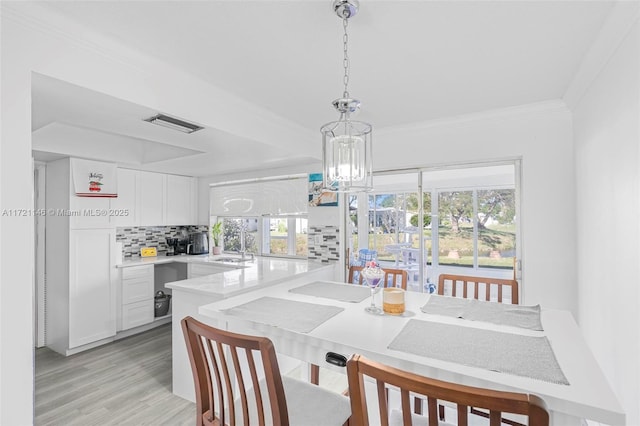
[
  {"left": 409, "top": 214, "right": 431, "bottom": 228},
  {"left": 439, "top": 189, "right": 515, "bottom": 232},
  {"left": 222, "top": 218, "right": 257, "bottom": 253},
  {"left": 352, "top": 188, "right": 516, "bottom": 269},
  {"left": 269, "top": 234, "right": 308, "bottom": 256}
]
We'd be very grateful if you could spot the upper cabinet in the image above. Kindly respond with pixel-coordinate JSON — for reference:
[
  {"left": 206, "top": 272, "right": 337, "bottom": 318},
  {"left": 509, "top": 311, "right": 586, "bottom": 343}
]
[
  {"left": 138, "top": 171, "right": 166, "bottom": 226},
  {"left": 115, "top": 169, "right": 197, "bottom": 227},
  {"left": 46, "top": 159, "right": 197, "bottom": 228},
  {"left": 110, "top": 168, "right": 138, "bottom": 227},
  {"left": 165, "top": 174, "right": 196, "bottom": 226},
  {"left": 45, "top": 158, "right": 114, "bottom": 229}
]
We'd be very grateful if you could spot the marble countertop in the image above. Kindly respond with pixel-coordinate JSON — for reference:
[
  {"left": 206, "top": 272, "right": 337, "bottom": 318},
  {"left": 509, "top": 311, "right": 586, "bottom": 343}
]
[
  {"left": 116, "top": 253, "right": 247, "bottom": 268},
  {"left": 164, "top": 256, "right": 335, "bottom": 298}
]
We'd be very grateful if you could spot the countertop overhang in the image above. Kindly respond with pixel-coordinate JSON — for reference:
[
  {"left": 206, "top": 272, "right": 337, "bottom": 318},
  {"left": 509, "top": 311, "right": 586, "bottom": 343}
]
[{"left": 157, "top": 256, "right": 335, "bottom": 298}]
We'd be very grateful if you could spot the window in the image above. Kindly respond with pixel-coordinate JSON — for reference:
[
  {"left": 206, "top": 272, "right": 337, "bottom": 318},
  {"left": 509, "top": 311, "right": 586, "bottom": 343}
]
[
  {"left": 222, "top": 218, "right": 258, "bottom": 254},
  {"left": 216, "top": 216, "right": 308, "bottom": 258},
  {"left": 436, "top": 189, "right": 515, "bottom": 269},
  {"left": 209, "top": 175, "right": 309, "bottom": 259},
  {"left": 347, "top": 163, "right": 518, "bottom": 289},
  {"left": 262, "top": 216, "right": 308, "bottom": 257}
]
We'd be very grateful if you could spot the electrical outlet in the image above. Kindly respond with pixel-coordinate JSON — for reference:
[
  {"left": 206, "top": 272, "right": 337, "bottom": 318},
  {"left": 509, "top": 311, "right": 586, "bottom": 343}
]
[{"left": 314, "top": 235, "right": 323, "bottom": 244}]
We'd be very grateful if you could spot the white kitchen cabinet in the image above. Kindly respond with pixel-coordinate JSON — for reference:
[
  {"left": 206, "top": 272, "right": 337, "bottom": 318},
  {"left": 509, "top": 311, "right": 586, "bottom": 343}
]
[
  {"left": 56, "top": 158, "right": 114, "bottom": 229},
  {"left": 165, "top": 174, "right": 194, "bottom": 225},
  {"left": 111, "top": 169, "right": 196, "bottom": 226},
  {"left": 119, "top": 265, "right": 154, "bottom": 331},
  {"left": 46, "top": 226, "right": 117, "bottom": 355},
  {"left": 122, "top": 300, "right": 155, "bottom": 330},
  {"left": 68, "top": 229, "right": 117, "bottom": 348},
  {"left": 45, "top": 158, "right": 118, "bottom": 356},
  {"left": 138, "top": 171, "right": 165, "bottom": 226},
  {"left": 121, "top": 265, "right": 154, "bottom": 304},
  {"left": 111, "top": 168, "right": 138, "bottom": 227},
  {"left": 69, "top": 193, "right": 112, "bottom": 229}
]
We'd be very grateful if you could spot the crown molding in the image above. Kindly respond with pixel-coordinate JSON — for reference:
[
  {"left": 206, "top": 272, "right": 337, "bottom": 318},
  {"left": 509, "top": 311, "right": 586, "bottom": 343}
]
[{"left": 563, "top": 1, "right": 640, "bottom": 110}]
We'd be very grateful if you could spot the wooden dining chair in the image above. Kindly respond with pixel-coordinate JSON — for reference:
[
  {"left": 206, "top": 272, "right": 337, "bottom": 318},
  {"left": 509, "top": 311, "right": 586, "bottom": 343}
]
[
  {"left": 437, "top": 273, "right": 519, "bottom": 304},
  {"left": 348, "top": 266, "right": 409, "bottom": 290},
  {"left": 182, "top": 316, "right": 351, "bottom": 426},
  {"left": 347, "top": 353, "right": 549, "bottom": 426},
  {"left": 435, "top": 273, "right": 521, "bottom": 423}
]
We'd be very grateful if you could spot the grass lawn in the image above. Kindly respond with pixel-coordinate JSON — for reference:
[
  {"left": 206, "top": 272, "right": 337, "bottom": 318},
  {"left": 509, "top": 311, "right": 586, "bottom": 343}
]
[{"left": 354, "top": 224, "right": 515, "bottom": 269}]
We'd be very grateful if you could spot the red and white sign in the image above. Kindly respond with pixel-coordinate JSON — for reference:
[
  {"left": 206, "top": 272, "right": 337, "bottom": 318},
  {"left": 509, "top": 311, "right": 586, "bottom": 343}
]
[{"left": 71, "top": 159, "right": 118, "bottom": 197}]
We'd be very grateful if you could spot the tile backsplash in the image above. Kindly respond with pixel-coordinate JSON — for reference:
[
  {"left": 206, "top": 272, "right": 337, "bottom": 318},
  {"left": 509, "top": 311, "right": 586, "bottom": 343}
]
[
  {"left": 116, "top": 225, "right": 208, "bottom": 258},
  {"left": 307, "top": 225, "right": 340, "bottom": 263}
]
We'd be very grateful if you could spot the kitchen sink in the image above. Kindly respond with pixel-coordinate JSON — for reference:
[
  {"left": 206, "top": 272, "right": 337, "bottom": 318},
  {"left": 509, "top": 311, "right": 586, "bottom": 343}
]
[{"left": 214, "top": 257, "right": 252, "bottom": 263}]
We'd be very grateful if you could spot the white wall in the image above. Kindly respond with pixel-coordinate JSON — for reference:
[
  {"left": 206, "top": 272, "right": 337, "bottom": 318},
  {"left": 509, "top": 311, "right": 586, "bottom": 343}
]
[{"left": 572, "top": 20, "right": 640, "bottom": 426}]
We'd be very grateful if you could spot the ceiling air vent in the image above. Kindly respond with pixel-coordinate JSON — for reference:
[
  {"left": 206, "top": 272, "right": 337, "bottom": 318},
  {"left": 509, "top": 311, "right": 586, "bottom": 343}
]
[{"left": 144, "top": 114, "right": 204, "bottom": 134}]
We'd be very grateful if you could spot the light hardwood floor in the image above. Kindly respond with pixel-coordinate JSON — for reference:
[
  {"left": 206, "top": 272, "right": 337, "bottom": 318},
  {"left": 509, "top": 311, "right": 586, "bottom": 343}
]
[{"left": 35, "top": 324, "right": 194, "bottom": 425}]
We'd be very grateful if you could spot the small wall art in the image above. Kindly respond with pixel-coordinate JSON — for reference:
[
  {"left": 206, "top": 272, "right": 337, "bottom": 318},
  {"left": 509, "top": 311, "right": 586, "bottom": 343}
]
[{"left": 308, "top": 173, "right": 338, "bottom": 207}]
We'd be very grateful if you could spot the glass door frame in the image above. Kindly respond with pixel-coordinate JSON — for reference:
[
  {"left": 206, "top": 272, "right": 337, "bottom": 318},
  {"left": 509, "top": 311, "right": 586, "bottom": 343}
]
[{"left": 343, "top": 159, "right": 522, "bottom": 292}]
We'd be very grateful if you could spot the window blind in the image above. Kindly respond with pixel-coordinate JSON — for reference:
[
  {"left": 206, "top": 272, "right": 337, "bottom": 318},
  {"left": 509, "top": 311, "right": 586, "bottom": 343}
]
[{"left": 209, "top": 176, "right": 308, "bottom": 217}]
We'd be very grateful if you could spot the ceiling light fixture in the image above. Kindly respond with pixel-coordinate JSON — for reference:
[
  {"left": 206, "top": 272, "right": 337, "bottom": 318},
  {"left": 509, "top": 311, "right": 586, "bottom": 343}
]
[
  {"left": 321, "top": 0, "right": 373, "bottom": 193},
  {"left": 144, "top": 114, "right": 204, "bottom": 134}
]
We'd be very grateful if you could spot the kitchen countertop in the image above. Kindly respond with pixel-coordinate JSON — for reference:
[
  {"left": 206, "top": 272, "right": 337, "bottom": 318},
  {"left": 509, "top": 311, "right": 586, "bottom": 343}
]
[
  {"left": 164, "top": 256, "right": 335, "bottom": 298},
  {"left": 116, "top": 253, "right": 247, "bottom": 268}
]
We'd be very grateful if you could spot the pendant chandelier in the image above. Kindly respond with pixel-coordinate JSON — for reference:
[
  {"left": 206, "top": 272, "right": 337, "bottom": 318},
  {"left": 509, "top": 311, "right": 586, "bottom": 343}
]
[{"left": 321, "top": 0, "right": 373, "bottom": 193}]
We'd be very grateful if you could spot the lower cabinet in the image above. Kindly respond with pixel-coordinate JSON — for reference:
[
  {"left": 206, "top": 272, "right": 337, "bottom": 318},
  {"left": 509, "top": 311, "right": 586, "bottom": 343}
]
[
  {"left": 119, "top": 265, "right": 154, "bottom": 331},
  {"left": 122, "top": 300, "right": 155, "bottom": 330},
  {"left": 68, "top": 228, "right": 117, "bottom": 348},
  {"left": 46, "top": 228, "right": 117, "bottom": 355}
]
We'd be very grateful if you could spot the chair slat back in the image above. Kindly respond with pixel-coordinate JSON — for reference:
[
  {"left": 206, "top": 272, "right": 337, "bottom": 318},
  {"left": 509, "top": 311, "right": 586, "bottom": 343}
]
[
  {"left": 347, "top": 354, "right": 549, "bottom": 426},
  {"left": 348, "top": 266, "right": 408, "bottom": 290},
  {"left": 182, "top": 316, "right": 289, "bottom": 426},
  {"left": 437, "top": 273, "right": 519, "bottom": 304}
]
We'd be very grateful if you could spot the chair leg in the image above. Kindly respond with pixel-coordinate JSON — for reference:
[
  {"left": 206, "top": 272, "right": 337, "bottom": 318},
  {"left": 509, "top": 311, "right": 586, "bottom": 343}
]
[
  {"left": 439, "top": 404, "right": 445, "bottom": 420},
  {"left": 310, "top": 363, "right": 320, "bottom": 385}
]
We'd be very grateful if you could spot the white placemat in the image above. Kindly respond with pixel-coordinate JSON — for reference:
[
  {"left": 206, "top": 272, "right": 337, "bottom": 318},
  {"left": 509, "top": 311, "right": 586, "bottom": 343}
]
[
  {"left": 388, "top": 319, "right": 568, "bottom": 385},
  {"left": 289, "top": 281, "right": 371, "bottom": 303},
  {"left": 222, "top": 297, "right": 344, "bottom": 333},
  {"left": 421, "top": 295, "right": 543, "bottom": 331}
]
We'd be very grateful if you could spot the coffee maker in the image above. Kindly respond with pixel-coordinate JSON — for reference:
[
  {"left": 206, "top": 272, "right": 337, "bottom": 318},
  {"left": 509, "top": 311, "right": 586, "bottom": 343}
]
[
  {"left": 175, "top": 238, "right": 189, "bottom": 255},
  {"left": 165, "top": 237, "right": 178, "bottom": 256}
]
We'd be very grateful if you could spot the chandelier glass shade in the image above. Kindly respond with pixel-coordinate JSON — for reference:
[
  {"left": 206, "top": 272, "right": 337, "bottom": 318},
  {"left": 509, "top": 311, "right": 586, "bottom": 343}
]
[{"left": 321, "top": 110, "right": 372, "bottom": 192}]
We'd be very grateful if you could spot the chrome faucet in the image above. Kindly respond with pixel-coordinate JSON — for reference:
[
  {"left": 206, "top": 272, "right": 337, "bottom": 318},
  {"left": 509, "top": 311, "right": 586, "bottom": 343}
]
[
  {"left": 235, "top": 223, "right": 255, "bottom": 261},
  {"left": 239, "top": 223, "right": 246, "bottom": 259}
]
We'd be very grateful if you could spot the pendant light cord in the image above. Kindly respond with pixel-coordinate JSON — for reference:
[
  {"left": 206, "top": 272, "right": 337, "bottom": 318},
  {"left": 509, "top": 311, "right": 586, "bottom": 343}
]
[{"left": 342, "top": 16, "right": 350, "bottom": 99}]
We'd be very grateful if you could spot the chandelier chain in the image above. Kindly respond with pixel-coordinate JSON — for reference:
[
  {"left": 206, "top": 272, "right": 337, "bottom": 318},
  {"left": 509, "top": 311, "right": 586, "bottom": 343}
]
[{"left": 342, "top": 15, "right": 350, "bottom": 98}]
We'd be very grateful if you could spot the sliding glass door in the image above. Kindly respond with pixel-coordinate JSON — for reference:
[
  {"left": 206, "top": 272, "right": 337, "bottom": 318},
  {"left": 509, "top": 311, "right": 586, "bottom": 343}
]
[{"left": 346, "top": 161, "right": 520, "bottom": 291}]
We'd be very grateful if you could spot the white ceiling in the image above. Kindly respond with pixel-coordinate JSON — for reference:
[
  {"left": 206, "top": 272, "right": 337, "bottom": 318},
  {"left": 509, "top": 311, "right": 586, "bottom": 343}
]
[{"left": 31, "top": 1, "right": 615, "bottom": 177}]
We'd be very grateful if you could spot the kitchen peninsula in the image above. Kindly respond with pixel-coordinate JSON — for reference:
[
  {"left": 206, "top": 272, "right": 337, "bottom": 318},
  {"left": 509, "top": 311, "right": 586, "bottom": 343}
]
[{"left": 163, "top": 255, "right": 337, "bottom": 401}]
